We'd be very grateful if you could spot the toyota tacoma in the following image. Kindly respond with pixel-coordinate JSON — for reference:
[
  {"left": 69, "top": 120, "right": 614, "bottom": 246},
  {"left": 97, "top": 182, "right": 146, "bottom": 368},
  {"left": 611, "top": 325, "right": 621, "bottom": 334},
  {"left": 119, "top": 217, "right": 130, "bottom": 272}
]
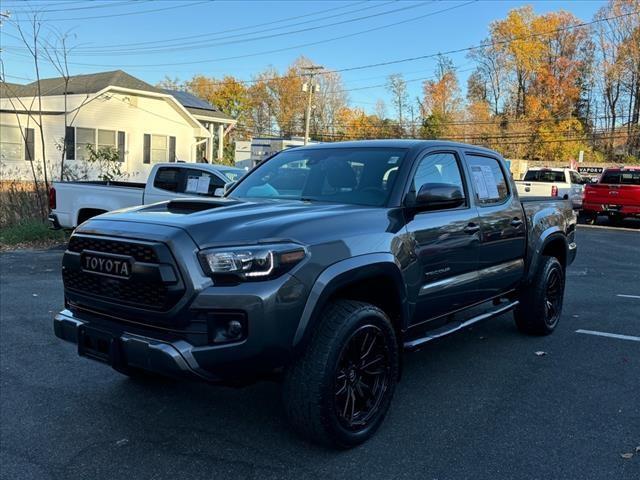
[{"left": 54, "top": 140, "right": 577, "bottom": 448}]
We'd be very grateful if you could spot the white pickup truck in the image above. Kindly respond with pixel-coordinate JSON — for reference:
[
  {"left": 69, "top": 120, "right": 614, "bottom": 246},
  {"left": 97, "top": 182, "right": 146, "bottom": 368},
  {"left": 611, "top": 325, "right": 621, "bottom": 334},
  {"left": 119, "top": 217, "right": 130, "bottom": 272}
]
[
  {"left": 515, "top": 167, "right": 585, "bottom": 209},
  {"left": 48, "top": 163, "right": 245, "bottom": 229}
]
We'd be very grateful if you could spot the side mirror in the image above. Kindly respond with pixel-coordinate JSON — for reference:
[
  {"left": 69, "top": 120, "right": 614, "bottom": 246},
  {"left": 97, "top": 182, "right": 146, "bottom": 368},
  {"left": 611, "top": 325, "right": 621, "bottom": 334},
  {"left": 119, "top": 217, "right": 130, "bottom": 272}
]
[
  {"left": 222, "top": 181, "right": 236, "bottom": 196},
  {"left": 414, "top": 183, "right": 465, "bottom": 210},
  {"left": 213, "top": 188, "right": 224, "bottom": 197}
]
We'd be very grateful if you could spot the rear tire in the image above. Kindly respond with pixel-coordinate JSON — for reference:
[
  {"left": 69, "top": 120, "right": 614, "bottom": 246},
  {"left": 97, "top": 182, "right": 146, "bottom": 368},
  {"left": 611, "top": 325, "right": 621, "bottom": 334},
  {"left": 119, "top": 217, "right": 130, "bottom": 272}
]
[
  {"left": 515, "top": 256, "right": 565, "bottom": 336},
  {"left": 283, "top": 300, "right": 399, "bottom": 449},
  {"left": 578, "top": 211, "right": 597, "bottom": 225},
  {"left": 608, "top": 214, "right": 623, "bottom": 226}
]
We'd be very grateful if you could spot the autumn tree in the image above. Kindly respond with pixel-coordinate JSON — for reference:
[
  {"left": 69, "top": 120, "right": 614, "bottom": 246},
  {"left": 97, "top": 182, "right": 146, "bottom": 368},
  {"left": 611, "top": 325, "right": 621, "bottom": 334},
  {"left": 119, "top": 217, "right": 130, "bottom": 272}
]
[
  {"left": 419, "top": 55, "right": 462, "bottom": 139},
  {"left": 387, "top": 74, "right": 408, "bottom": 136}
]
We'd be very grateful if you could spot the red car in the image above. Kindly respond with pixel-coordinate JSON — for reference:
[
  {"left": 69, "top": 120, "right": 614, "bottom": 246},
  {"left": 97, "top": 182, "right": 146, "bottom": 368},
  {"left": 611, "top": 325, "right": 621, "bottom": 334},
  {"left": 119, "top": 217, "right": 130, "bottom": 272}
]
[{"left": 581, "top": 167, "right": 640, "bottom": 225}]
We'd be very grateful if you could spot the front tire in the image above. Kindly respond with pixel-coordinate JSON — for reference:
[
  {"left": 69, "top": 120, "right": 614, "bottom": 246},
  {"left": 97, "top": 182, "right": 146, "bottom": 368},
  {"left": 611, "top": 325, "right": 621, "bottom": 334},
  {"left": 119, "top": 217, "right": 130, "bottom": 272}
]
[
  {"left": 514, "top": 256, "right": 565, "bottom": 335},
  {"left": 283, "top": 300, "right": 399, "bottom": 449}
]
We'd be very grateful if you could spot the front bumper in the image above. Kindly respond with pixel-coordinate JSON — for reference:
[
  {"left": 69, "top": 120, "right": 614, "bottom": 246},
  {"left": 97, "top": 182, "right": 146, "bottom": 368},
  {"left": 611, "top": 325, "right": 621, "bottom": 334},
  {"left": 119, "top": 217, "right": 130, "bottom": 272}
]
[
  {"left": 55, "top": 270, "right": 309, "bottom": 382},
  {"left": 54, "top": 309, "right": 215, "bottom": 381}
]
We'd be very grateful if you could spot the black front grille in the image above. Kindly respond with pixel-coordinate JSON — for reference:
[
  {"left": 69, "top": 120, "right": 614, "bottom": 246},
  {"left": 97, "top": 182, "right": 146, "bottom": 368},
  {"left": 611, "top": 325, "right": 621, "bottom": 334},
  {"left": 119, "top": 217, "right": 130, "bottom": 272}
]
[
  {"left": 63, "top": 269, "right": 170, "bottom": 311},
  {"left": 68, "top": 236, "right": 158, "bottom": 263},
  {"left": 63, "top": 235, "right": 183, "bottom": 313}
]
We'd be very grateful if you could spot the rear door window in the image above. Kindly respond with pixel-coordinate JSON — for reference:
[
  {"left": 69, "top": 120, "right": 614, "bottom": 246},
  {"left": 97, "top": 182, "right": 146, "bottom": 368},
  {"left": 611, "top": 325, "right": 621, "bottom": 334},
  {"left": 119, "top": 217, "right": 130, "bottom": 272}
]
[
  {"left": 183, "top": 169, "right": 226, "bottom": 196},
  {"left": 153, "top": 167, "right": 183, "bottom": 192},
  {"left": 467, "top": 154, "right": 509, "bottom": 205},
  {"left": 569, "top": 171, "right": 583, "bottom": 184}
]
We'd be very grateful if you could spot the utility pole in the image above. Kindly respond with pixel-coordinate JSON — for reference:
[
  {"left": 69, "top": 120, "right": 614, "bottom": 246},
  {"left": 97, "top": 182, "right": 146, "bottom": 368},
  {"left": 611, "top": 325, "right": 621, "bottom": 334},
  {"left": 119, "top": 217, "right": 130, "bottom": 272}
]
[{"left": 302, "top": 65, "right": 323, "bottom": 145}]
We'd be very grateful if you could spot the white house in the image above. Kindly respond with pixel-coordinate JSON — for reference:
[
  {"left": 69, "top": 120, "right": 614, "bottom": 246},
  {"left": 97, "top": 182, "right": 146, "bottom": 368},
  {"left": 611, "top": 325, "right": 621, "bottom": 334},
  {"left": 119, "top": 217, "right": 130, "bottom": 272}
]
[{"left": 0, "top": 70, "right": 236, "bottom": 182}]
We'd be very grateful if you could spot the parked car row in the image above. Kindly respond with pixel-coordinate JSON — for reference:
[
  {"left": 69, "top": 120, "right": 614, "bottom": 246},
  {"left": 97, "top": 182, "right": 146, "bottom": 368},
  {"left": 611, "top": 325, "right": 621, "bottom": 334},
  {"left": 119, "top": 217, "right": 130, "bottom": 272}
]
[{"left": 516, "top": 166, "right": 640, "bottom": 226}]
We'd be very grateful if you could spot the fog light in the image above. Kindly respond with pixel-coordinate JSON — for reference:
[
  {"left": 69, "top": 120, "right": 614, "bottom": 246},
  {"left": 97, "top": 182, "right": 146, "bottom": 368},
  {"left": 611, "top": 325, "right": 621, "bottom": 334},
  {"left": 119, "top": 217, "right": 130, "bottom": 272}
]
[
  {"left": 204, "top": 311, "right": 247, "bottom": 344},
  {"left": 225, "top": 320, "right": 243, "bottom": 339}
]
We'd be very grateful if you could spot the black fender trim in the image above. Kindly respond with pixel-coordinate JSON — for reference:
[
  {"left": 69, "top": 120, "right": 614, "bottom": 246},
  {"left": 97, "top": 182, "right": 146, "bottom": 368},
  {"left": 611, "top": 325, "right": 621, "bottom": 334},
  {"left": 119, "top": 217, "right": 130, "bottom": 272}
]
[
  {"left": 525, "top": 231, "right": 569, "bottom": 284},
  {"left": 292, "top": 253, "right": 408, "bottom": 348}
]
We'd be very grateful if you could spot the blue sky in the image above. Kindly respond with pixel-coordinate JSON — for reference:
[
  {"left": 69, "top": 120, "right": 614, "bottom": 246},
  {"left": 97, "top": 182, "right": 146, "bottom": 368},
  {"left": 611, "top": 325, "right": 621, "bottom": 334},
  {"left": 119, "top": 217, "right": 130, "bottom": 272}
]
[{"left": 1, "top": 0, "right": 605, "bottom": 113}]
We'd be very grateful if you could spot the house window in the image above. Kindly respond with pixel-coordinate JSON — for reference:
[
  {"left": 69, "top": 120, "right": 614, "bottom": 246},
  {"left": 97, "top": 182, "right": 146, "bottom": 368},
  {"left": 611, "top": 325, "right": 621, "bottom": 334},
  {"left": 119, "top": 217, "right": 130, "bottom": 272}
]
[
  {"left": 98, "top": 129, "right": 116, "bottom": 149},
  {"left": 152, "top": 135, "right": 168, "bottom": 162},
  {"left": 66, "top": 127, "right": 125, "bottom": 161},
  {"left": 0, "top": 125, "right": 23, "bottom": 161},
  {"left": 75, "top": 127, "right": 95, "bottom": 161},
  {"left": 0, "top": 125, "right": 34, "bottom": 161},
  {"left": 144, "top": 134, "right": 176, "bottom": 164}
]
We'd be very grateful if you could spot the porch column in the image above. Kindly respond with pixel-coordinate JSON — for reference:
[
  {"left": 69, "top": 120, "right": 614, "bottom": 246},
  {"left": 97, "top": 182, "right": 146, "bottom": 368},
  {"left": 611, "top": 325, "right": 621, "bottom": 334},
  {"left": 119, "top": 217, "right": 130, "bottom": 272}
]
[
  {"left": 208, "top": 123, "right": 215, "bottom": 162},
  {"left": 217, "top": 123, "right": 224, "bottom": 160}
]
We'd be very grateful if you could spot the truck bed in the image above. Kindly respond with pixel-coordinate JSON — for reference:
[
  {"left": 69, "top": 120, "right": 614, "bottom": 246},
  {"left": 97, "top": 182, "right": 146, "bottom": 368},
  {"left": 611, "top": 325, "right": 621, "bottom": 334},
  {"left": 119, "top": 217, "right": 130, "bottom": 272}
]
[{"left": 59, "top": 180, "right": 146, "bottom": 189}]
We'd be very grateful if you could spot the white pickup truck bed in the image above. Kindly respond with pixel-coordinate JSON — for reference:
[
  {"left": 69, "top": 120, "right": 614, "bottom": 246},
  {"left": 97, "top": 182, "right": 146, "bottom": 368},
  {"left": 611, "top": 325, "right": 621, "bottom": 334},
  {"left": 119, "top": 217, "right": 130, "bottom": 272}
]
[
  {"left": 49, "top": 163, "right": 245, "bottom": 229},
  {"left": 515, "top": 168, "right": 585, "bottom": 209}
]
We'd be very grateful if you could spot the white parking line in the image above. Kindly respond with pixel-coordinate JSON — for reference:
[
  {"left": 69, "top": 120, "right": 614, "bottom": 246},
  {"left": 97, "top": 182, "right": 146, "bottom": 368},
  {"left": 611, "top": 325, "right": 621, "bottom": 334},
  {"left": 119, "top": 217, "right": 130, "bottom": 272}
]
[
  {"left": 617, "top": 294, "right": 640, "bottom": 300},
  {"left": 576, "top": 329, "right": 640, "bottom": 342}
]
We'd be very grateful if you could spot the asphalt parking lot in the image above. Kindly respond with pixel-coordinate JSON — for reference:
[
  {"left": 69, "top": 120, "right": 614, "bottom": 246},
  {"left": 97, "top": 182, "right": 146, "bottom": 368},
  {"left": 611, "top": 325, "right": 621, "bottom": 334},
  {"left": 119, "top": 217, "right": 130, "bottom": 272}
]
[{"left": 1, "top": 226, "right": 638, "bottom": 480}]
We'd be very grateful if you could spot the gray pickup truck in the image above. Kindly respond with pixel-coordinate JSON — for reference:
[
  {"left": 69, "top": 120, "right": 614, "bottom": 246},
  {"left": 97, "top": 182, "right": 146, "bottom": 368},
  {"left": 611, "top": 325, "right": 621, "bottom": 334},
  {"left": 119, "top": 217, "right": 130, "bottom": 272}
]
[{"left": 54, "top": 140, "right": 577, "bottom": 448}]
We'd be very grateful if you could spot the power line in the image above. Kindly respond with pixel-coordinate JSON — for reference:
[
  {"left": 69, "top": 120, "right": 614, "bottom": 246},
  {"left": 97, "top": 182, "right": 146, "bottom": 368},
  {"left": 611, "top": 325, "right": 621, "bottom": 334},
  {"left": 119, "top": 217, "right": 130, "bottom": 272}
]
[
  {"left": 35, "top": 0, "right": 391, "bottom": 53},
  {"left": 8, "top": 0, "right": 208, "bottom": 22},
  {"left": 5, "top": 0, "right": 148, "bottom": 15},
  {"left": 37, "top": 7, "right": 634, "bottom": 88},
  {"left": 29, "top": 1, "right": 432, "bottom": 56},
  {"left": 55, "top": 1, "right": 478, "bottom": 67}
]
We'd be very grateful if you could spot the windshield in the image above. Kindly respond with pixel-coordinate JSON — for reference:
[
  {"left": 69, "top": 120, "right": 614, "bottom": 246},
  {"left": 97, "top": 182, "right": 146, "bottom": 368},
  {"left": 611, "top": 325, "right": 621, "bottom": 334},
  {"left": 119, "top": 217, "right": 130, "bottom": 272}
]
[
  {"left": 523, "top": 170, "right": 565, "bottom": 182},
  {"left": 230, "top": 147, "right": 407, "bottom": 207},
  {"left": 220, "top": 169, "right": 244, "bottom": 182}
]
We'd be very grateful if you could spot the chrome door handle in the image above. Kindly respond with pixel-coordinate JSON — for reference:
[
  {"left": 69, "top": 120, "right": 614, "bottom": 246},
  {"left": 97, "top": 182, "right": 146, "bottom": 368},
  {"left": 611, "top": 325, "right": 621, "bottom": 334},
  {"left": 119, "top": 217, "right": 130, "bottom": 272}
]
[
  {"left": 510, "top": 218, "right": 523, "bottom": 227},
  {"left": 463, "top": 223, "right": 480, "bottom": 234}
]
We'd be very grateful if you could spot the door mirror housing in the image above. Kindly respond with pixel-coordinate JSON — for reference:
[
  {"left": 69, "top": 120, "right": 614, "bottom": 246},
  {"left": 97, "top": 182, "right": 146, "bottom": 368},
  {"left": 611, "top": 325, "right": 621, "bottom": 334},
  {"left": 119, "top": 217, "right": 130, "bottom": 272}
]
[
  {"left": 413, "top": 183, "right": 465, "bottom": 211},
  {"left": 223, "top": 181, "right": 236, "bottom": 195}
]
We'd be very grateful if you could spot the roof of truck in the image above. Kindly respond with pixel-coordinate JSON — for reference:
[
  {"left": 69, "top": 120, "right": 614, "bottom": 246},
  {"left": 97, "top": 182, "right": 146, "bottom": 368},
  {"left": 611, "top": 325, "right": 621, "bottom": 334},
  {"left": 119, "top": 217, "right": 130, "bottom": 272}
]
[{"left": 294, "top": 139, "right": 501, "bottom": 154}]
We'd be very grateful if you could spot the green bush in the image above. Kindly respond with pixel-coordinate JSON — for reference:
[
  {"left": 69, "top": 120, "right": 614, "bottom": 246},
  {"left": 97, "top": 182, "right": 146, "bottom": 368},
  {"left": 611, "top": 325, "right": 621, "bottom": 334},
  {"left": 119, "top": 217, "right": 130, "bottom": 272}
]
[{"left": 0, "top": 219, "right": 67, "bottom": 247}]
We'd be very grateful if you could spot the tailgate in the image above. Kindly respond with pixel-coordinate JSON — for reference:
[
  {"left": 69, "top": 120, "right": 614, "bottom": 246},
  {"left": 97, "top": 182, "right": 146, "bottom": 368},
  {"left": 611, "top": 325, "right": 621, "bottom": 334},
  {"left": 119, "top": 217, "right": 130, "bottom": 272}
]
[
  {"left": 516, "top": 182, "right": 557, "bottom": 197},
  {"left": 584, "top": 184, "right": 640, "bottom": 206}
]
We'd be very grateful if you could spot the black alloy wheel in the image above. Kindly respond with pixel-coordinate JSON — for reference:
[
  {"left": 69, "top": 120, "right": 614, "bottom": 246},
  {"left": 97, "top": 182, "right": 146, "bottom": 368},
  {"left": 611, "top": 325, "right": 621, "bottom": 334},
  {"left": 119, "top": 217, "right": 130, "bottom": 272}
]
[
  {"left": 514, "top": 255, "right": 565, "bottom": 336},
  {"left": 283, "top": 300, "right": 399, "bottom": 448},
  {"left": 334, "top": 325, "right": 391, "bottom": 431},
  {"left": 544, "top": 267, "right": 563, "bottom": 328}
]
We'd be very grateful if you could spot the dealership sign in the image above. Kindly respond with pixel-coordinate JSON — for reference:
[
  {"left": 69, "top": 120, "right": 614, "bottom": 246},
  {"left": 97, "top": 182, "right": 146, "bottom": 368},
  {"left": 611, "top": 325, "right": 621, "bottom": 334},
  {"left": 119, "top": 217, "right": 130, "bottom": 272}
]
[{"left": 577, "top": 166, "right": 604, "bottom": 175}]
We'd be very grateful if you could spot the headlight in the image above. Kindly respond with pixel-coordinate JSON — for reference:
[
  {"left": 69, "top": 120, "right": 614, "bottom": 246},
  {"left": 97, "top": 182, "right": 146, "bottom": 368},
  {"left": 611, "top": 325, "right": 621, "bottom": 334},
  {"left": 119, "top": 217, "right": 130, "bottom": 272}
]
[{"left": 198, "top": 243, "right": 306, "bottom": 282}]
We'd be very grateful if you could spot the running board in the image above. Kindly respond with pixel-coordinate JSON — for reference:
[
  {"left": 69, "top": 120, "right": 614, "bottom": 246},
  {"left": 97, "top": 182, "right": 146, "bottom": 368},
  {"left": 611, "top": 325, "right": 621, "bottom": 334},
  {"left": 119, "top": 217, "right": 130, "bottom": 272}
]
[{"left": 403, "top": 300, "right": 519, "bottom": 350}]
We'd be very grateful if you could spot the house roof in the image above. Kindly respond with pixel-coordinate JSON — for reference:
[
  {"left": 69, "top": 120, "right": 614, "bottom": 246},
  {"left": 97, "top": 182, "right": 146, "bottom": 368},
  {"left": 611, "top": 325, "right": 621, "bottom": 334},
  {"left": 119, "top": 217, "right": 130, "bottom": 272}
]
[
  {"left": 1, "top": 70, "right": 235, "bottom": 123},
  {"left": 164, "top": 89, "right": 234, "bottom": 122},
  {"left": 0, "top": 70, "right": 163, "bottom": 98}
]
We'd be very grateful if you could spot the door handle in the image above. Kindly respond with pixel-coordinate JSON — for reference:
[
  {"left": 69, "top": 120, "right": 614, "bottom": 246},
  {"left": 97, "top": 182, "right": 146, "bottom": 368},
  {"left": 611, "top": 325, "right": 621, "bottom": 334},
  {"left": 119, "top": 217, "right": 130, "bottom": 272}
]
[
  {"left": 510, "top": 218, "right": 523, "bottom": 227},
  {"left": 463, "top": 223, "right": 480, "bottom": 234}
]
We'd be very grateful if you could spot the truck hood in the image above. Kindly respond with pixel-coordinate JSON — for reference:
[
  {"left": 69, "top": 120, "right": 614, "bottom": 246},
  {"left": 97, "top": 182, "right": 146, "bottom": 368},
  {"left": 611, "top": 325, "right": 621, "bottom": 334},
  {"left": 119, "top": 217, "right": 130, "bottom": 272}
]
[{"left": 88, "top": 198, "right": 400, "bottom": 248}]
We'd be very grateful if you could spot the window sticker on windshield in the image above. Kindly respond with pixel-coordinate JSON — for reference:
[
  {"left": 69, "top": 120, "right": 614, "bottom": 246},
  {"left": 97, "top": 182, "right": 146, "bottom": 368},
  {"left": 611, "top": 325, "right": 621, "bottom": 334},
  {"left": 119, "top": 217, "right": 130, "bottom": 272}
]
[
  {"left": 196, "top": 176, "right": 210, "bottom": 194},
  {"left": 388, "top": 156, "right": 399, "bottom": 165},
  {"left": 186, "top": 176, "right": 199, "bottom": 193}
]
